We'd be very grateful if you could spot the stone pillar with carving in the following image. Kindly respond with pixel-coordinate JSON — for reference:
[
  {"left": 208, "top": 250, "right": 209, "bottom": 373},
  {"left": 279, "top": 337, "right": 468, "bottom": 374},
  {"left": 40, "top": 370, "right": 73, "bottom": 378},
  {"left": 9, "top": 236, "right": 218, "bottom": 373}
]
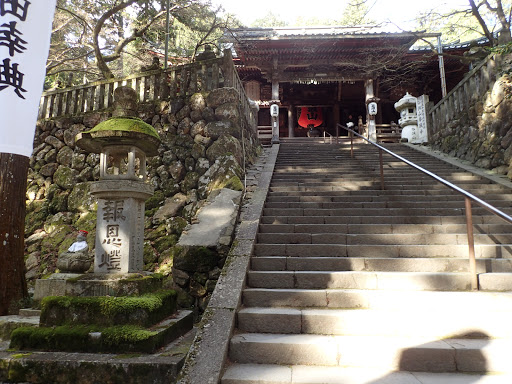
[
  {"left": 75, "top": 87, "right": 161, "bottom": 274},
  {"left": 415, "top": 95, "right": 430, "bottom": 143}
]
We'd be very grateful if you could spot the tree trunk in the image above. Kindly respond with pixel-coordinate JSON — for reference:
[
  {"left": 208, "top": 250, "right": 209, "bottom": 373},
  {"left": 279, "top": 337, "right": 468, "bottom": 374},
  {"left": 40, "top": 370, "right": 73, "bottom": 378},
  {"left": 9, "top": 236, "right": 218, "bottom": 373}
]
[{"left": 0, "top": 153, "right": 29, "bottom": 315}]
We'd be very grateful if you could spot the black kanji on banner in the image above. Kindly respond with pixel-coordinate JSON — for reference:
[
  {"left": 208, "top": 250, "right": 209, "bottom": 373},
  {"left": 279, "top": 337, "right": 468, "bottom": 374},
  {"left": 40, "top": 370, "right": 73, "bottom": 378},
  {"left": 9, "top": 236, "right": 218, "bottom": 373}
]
[
  {"left": 0, "top": 0, "right": 30, "bottom": 99},
  {"left": 0, "top": 0, "right": 31, "bottom": 21},
  {"left": 0, "top": 58, "right": 27, "bottom": 98},
  {"left": 0, "top": 21, "right": 27, "bottom": 56}
]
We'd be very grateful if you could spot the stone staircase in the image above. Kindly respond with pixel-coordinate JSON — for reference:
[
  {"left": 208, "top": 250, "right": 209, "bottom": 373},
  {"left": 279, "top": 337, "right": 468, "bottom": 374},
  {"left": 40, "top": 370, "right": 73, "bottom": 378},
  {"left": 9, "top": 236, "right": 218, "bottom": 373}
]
[{"left": 221, "top": 139, "right": 512, "bottom": 383}]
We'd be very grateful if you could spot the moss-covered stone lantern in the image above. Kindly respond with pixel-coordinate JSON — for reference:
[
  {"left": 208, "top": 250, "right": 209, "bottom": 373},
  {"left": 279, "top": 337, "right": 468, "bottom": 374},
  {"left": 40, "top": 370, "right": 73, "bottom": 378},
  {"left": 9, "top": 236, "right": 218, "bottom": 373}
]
[{"left": 75, "top": 86, "right": 161, "bottom": 274}]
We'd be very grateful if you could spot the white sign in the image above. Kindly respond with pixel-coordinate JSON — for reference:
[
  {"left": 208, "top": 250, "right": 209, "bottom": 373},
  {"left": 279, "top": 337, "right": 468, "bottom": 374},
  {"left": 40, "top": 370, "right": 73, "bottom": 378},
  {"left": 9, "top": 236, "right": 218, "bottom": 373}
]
[
  {"left": 416, "top": 94, "right": 429, "bottom": 143},
  {"left": 368, "top": 102, "right": 378, "bottom": 116},
  {"left": 270, "top": 104, "right": 279, "bottom": 117},
  {"left": 0, "top": 0, "right": 57, "bottom": 157}
]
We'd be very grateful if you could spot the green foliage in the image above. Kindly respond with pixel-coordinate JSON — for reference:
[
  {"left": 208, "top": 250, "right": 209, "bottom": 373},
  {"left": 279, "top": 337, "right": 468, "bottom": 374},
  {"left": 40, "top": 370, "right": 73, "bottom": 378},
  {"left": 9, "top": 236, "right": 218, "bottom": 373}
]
[
  {"left": 249, "top": 0, "right": 376, "bottom": 27},
  {"left": 48, "top": 0, "right": 235, "bottom": 81},
  {"left": 415, "top": 8, "right": 483, "bottom": 45},
  {"left": 489, "top": 41, "right": 512, "bottom": 55},
  {"left": 251, "top": 11, "right": 288, "bottom": 28}
]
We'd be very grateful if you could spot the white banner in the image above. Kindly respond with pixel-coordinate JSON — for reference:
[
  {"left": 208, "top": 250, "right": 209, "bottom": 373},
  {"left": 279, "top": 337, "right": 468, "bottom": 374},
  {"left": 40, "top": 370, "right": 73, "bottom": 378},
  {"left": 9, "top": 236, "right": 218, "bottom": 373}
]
[{"left": 0, "top": 0, "right": 57, "bottom": 157}]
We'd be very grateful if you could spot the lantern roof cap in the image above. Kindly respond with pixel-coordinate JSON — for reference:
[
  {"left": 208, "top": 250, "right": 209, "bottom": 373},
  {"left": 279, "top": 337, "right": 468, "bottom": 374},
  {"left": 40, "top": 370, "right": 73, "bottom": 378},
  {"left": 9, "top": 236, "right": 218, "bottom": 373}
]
[
  {"left": 394, "top": 92, "right": 417, "bottom": 110},
  {"left": 75, "top": 116, "right": 161, "bottom": 156}
]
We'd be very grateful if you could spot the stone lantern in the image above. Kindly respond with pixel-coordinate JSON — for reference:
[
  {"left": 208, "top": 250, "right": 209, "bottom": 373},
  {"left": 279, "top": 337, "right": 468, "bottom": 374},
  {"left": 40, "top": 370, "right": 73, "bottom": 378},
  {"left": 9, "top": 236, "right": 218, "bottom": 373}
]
[
  {"left": 394, "top": 92, "right": 419, "bottom": 143},
  {"left": 75, "top": 86, "right": 160, "bottom": 274}
]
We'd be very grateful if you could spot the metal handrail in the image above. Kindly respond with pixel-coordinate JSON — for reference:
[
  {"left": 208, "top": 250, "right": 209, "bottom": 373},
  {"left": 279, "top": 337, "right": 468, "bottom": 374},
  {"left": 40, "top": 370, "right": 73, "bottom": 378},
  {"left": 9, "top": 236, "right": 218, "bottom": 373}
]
[
  {"left": 338, "top": 123, "right": 512, "bottom": 290},
  {"left": 323, "top": 130, "right": 333, "bottom": 144}
]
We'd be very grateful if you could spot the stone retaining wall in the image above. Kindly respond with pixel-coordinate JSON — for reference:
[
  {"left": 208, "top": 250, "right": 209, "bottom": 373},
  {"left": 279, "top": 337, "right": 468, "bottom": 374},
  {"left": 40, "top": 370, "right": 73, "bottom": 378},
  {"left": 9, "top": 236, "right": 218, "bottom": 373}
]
[
  {"left": 25, "top": 87, "right": 260, "bottom": 311},
  {"left": 429, "top": 60, "right": 512, "bottom": 179}
]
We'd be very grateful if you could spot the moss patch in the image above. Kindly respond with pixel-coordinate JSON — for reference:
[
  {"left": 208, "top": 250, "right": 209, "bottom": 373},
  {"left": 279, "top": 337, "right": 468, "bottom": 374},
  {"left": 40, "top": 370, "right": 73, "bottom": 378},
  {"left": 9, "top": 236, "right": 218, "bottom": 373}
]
[
  {"left": 40, "top": 289, "right": 176, "bottom": 327},
  {"left": 86, "top": 117, "right": 160, "bottom": 140},
  {"left": 9, "top": 324, "right": 158, "bottom": 353}
]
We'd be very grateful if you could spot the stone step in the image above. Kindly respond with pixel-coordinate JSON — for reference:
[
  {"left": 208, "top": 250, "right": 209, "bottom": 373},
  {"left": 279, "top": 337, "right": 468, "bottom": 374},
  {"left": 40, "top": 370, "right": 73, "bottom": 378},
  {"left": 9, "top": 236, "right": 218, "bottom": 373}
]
[
  {"left": 222, "top": 364, "right": 512, "bottom": 384},
  {"left": 269, "top": 180, "right": 497, "bottom": 188},
  {"left": 268, "top": 185, "right": 508, "bottom": 193},
  {"left": 262, "top": 207, "right": 512, "bottom": 218},
  {"left": 242, "top": 288, "right": 512, "bottom": 310},
  {"left": 261, "top": 215, "right": 509, "bottom": 225},
  {"left": 264, "top": 200, "right": 512, "bottom": 209},
  {"left": 258, "top": 223, "right": 512, "bottom": 234},
  {"left": 253, "top": 243, "right": 512, "bottom": 259},
  {"left": 0, "top": 315, "right": 39, "bottom": 341},
  {"left": 237, "top": 307, "right": 512, "bottom": 338},
  {"left": 228, "top": 333, "right": 511, "bottom": 373},
  {"left": 267, "top": 189, "right": 506, "bottom": 197},
  {"left": 265, "top": 194, "right": 512, "bottom": 202},
  {"left": 18, "top": 308, "right": 41, "bottom": 317},
  {"left": 270, "top": 173, "right": 487, "bottom": 180},
  {"left": 246, "top": 270, "right": 473, "bottom": 291},
  {"left": 250, "top": 257, "right": 512, "bottom": 273},
  {"left": 0, "top": 328, "right": 196, "bottom": 383},
  {"left": 479, "top": 272, "right": 512, "bottom": 291},
  {"left": 256, "top": 232, "right": 512, "bottom": 246}
]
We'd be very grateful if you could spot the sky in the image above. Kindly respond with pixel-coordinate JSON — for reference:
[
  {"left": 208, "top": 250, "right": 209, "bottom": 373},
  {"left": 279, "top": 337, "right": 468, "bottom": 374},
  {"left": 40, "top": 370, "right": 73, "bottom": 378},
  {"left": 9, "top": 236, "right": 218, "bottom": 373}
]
[{"left": 212, "top": 0, "right": 469, "bottom": 30}]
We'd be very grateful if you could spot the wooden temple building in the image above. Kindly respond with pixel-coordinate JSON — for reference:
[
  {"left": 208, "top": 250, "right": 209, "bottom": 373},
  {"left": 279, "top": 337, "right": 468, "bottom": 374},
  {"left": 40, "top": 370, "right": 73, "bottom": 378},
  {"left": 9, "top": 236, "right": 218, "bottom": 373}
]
[{"left": 225, "top": 26, "right": 477, "bottom": 139}]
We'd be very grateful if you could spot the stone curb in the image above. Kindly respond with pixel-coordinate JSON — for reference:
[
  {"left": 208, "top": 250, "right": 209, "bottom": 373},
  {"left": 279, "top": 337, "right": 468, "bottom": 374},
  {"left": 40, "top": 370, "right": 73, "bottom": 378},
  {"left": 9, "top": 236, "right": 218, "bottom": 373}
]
[{"left": 176, "top": 145, "right": 279, "bottom": 384}]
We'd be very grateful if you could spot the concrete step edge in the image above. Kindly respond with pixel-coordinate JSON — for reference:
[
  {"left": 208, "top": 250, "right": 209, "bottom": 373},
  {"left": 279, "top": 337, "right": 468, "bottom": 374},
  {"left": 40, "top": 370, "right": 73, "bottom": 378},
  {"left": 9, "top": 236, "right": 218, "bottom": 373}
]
[
  {"left": 229, "top": 333, "right": 511, "bottom": 372},
  {"left": 221, "top": 364, "right": 512, "bottom": 384}
]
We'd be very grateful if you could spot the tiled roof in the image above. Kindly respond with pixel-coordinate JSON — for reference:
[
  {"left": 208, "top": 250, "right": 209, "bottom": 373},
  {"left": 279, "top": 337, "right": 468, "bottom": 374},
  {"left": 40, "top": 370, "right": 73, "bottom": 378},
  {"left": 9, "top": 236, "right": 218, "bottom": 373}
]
[{"left": 229, "top": 25, "right": 431, "bottom": 39}]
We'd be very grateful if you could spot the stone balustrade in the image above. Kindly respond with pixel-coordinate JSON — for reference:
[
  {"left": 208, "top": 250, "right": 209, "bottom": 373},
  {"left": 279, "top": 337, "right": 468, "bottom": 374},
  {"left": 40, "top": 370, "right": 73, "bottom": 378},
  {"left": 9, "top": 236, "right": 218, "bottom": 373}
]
[{"left": 38, "top": 50, "right": 257, "bottom": 132}]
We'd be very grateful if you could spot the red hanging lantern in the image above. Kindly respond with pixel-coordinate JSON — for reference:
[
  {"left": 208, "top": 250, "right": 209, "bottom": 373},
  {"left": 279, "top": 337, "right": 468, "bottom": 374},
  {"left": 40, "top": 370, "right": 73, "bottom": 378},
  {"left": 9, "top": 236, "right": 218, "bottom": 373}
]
[{"left": 298, "top": 107, "right": 323, "bottom": 128}]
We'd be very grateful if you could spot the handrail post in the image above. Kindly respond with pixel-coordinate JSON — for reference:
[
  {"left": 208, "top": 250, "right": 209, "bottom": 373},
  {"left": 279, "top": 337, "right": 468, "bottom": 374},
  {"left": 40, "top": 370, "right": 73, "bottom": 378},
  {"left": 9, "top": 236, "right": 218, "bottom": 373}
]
[
  {"left": 350, "top": 130, "right": 354, "bottom": 158},
  {"left": 464, "top": 197, "right": 478, "bottom": 290},
  {"left": 379, "top": 149, "right": 385, "bottom": 190},
  {"left": 336, "top": 125, "right": 339, "bottom": 144}
]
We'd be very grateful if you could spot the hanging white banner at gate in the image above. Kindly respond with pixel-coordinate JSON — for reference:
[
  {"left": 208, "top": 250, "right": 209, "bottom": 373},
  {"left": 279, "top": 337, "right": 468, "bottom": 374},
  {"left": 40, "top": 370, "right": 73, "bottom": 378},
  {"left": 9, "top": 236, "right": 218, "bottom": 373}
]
[{"left": 0, "top": 0, "right": 57, "bottom": 157}]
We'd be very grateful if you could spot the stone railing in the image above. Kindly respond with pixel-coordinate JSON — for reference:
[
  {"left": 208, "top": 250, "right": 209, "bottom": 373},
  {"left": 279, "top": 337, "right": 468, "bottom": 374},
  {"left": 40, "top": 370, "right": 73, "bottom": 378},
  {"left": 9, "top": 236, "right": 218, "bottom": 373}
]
[
  {"left": 38, "top": 50, "right": 257, "bottom": 130},
  {"left": 429, "top": 54, "right": 498, "bottom": 137}
]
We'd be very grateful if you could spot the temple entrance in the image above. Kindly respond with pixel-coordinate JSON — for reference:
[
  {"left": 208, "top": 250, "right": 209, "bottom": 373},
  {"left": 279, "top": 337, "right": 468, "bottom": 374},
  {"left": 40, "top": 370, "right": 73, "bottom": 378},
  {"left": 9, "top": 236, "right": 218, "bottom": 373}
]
[{"left": 280, "top": 81, "right": 367, "bottom": 138}]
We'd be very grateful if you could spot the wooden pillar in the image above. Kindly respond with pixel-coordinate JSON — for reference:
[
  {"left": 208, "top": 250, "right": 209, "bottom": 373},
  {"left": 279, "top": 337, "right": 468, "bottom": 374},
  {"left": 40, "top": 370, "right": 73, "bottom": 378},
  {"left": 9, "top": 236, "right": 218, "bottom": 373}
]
[
  {"left": 288, "top": 106, "right": 295, "bottom": 137},
  {"left": 365, "top": 79, "right": 376, "bottom": 141},
  {"left": 0, "top": 153, "right": 29, "bottom": 315},
  {"left": 365, "top": 79, "right": 375, "bottom": 100},
  {"left": 272, "top": 57, "right": 279, "bottom": 101},
  {"left": 333, "top": 104, "right": 340, "bottom": 131},
  {"left": 334, "top": 82, "right": 341, "bottom": 134}
]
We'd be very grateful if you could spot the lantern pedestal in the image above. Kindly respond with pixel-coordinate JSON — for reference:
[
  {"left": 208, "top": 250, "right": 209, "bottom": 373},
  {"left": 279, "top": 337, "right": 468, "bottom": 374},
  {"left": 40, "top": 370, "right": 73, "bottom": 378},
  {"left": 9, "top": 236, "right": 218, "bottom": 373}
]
[{"left": 91, "top": 180, "right": 153, "bottom": 274}]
